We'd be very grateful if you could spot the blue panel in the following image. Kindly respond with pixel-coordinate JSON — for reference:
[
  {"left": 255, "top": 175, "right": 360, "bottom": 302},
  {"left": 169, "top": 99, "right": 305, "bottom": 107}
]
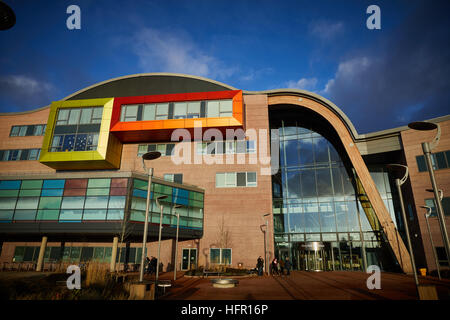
[
  {"left": 75, "top": 134, "right": 87, "bottom": 151},
  {"left": 41, "top": 189, "right": 64, "bottom": 196},
  {"left": 62, "top": 134, "right": 75, "bottom": 151},
  {"left": 172, "top": 187, "right": 189, "bottom": 199},
  {"left": 43, "top": 180, "right": 65, "bottom": 189},
  {"left": 133, "top": 189, "right": 149, "bottom": 198},
  {"left": 0, "top": 180, "right": 21, "bottom": 190}
]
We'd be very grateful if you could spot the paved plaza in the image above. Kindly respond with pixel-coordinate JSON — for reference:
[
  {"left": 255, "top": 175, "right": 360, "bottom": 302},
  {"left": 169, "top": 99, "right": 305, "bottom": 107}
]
[{"left": 161, "top": 271, "right": 450, "bottom": 300}]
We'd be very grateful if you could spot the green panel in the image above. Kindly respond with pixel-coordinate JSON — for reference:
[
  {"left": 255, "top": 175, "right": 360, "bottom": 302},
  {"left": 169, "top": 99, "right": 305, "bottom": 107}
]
[
  {"left": 133, "top": 179, "right": 147, "bottom": 190},
  {"left": 153, "top": 192, "right": 172, "bottom": 203},
  {"left": 153, "top": 183, "right": 172, "bottom": 195},
  {"left": 189, "top": 199, "right": 203, "bottom": 208},
  {"left": 21, "top": 180, "right": 43, "bottom": 189},
  {"left": 0, "top": 197, "right": 17, "bottom": 209},
  {"left": 36, "top": 209, "right": 60, "bottom": 220},
  {"left": 130, "top": 210, "right": 145, "bottom": 222},
  {"left": 38, "top": 197, "right": 62, "bottom": 209},
  {"left": 104, "top": 247, "right": 112, "bottom": 263},
  {"left": 93, "top": 247, "right": 105, "bottom": 261},
  {"left": 0, "top": 190, "right": 19, "bottom": 197},
  {"left": 86, "top": 188, "right": 110, "bottom": 196},
  {"left": 88, "top": 178, "right": 111, "bottom": 188},
  {"left": 19, "top": 189, "right": 41, "bottom": 197}
]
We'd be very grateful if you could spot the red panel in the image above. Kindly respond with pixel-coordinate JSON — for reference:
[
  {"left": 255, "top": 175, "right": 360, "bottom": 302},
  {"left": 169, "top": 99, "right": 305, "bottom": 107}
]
[{"left": 110, "top": 90, "right": 243, "bottom": 143}]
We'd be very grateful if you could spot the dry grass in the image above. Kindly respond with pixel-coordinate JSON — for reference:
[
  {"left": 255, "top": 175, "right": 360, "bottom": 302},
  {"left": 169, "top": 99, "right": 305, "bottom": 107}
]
[{"left": 85, "top": 261, "right": 110, "bottom": 286}]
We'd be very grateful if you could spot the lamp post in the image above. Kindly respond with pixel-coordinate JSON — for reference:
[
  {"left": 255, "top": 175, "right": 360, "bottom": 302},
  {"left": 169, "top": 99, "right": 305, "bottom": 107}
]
[
  {"left": 173, "top": 204, "right": 182, "bottom": 281},
  {"left": 155, "top": 194, "right": 168, "bottom": 286},
  {"left": 386, "top": 164, "right": 419, "bottom": 293},
  {"left": 262, "top": 213, "right": 270, "bottom": 275},
  {"left": 421, "top": 205, "right": 441, "bottom": 280},
  {"left": 408, "top": 121, "right": 450, "bottom": 267},
  {"left": 139, "top": 151, "right": 161, "bottom": 283}
]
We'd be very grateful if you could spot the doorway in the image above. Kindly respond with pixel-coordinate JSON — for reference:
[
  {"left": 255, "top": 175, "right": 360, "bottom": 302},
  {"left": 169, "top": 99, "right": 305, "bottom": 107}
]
[{"left": 181, "top": 248, "right": 197, "bottom": 270}]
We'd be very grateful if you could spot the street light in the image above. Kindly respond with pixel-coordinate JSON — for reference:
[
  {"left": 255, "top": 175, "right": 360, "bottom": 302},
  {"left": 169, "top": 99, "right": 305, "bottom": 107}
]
[
  {"left": 420, "top": 205, "right": 441, "bottom": 280},
  {"left": 173, "top": 204, "right": 182, "bottom": 281},
  {"left": 386, "top": 164, "right": 419, "bottom": 293},
  {"left": 139, "top": 151, "right": 161, "bottom": 283},
  {"left": 155, "top": 194, "right": 168, "bottom": 286},
  {"left": 408, "top": 121, "right": 450, "bottom": 267},
  {"left": 261, "top": 213, "right": 271, "bottom": 275}
]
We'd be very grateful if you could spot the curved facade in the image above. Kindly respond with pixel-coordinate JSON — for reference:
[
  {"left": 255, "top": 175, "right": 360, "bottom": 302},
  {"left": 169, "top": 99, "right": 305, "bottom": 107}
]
[{"left": 0, "top": 73, "right": 448, "bottom": 275}]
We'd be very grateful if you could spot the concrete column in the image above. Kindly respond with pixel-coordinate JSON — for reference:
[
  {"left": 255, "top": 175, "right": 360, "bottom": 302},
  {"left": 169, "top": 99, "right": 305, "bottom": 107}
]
[
  {"left": 36, "top": 236, "right": 48, "bottom": 272},
  {"left": 110, "top": 236, "right": 119, "bottom": 272}
]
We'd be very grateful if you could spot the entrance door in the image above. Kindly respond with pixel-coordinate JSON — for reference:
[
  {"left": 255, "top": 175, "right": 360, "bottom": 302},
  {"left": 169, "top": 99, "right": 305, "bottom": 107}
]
[
  {"left": 181, "top": 248, "right": 197, "bottom": 270},
  {"left": 302, "top": 242, "right": 334, "bottom": 271}
]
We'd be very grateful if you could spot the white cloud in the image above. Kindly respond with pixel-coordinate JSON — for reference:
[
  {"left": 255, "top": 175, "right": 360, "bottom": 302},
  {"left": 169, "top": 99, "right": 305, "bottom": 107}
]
[
  {"left": 309, "top": 20, "right": 344, "bottom": 40},
  {"left": 0, "top": 75, "right": 54, "bottom": 94},
  {"left": 323, "top": 56, "right": 372, "bottom": 94},
  {"left": 132, "top": 28, "right": 236, "bottom": 80},
  {"left": 285, "top": 77, "right": 318, "bottom": 91}
]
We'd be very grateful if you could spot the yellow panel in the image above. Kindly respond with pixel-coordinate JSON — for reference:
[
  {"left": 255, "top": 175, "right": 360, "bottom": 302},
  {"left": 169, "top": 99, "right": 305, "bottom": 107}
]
[{"left": 39, "top": 97, "right": 122, "bottom": 170}]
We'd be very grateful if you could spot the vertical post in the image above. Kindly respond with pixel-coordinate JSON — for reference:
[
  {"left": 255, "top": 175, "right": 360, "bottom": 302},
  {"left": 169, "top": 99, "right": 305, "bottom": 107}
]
[
  {"left": 174, "top": 213, "right": 180, "bottom": 281},
  {"left": 36, "top": 236, "right": 48, "bottom": 272},
  {"left": 422, "top": 142, "right": 450, "bottom": 266},
  {"left": 425, "top": 214, "right": 441, "bottom": 280},
  {"left": 396, "top": 179, "right": 419, "bottom": 291},
  {"left": 264, "top": 219, "right": 268, "bottom": 274},
  {"left": 139, "top": 168, "right": 153, "bottom": 283},
  {"left": 156, "top": 202, "right": 164, "bottom": 285},
  {"left": 111, "top": 236, "right": 118, "bottom": 272}
]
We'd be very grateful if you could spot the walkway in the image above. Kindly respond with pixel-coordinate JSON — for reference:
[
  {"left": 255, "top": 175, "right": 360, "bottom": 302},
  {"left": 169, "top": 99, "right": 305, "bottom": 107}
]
[{"left": 161, "top": 271, "right": 450, "bottom": 300}]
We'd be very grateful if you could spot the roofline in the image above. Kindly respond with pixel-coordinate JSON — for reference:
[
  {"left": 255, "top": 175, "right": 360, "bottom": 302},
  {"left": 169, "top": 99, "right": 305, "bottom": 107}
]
[{"left": 0, "top": 73, "right": 448, "bottom": 141}]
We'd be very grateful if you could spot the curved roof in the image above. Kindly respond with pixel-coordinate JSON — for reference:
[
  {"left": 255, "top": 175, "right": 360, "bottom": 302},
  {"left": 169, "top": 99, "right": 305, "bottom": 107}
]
[{"left": 1, "top": 72, "right": 446, "bottom": 140}]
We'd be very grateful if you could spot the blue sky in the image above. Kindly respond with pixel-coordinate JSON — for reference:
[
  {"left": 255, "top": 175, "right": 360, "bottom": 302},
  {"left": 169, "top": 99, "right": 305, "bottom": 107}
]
[{"left": 1, "top": 0, "right": 449, "bottom": 133}]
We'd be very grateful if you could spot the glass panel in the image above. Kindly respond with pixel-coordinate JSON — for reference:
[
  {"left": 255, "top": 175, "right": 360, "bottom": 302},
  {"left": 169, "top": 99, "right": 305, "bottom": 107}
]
[
  {"left": 41, "top": 189, "right": 64, "bottom": 196},
  {"left": 313, "top": 138, "right": 329, "bottom": 163},
  {"left": 0, "top": 198, "right": 16, "bottom": 209},
  {"left": 304, "top": 203, "right": 320, "bottom": 233},
  {"left": 59, "top": 209, "right": 83, "bottom": 221},
  {"left": 68, "top": 109, "right": 80, "bottom": 125},
  {"left": 80, "top": 108, "right": 92, "bottom": 124},
  {"left": 142, "top": 104, "right": 156, "bottom": 121},
  {"left": 108, "top": 196, "right": 126, "bottom": 209},
  {"left": 15, "top": 197, "right": 39, "bottom": 210},
  {"left": 236, "top": 172, "right": 246, "bottom": 187},
  {"left": 88, "top": 179, "right": 111, "bottom": 188},
  {"left": 247, "top": 172, "right": 257, "bottom": 186},
  {"left": 319, "top": 202, "right": 336, "bottom": 232},
  {"left": 84, "top": 196, "right": 109, "bottom": 209},
  {"left": 222, "top": 249, "right": 232, "bottom": 264},
  {"left": 38, "top": 197, "right": 62, "bottom": 209},
  {"left": 107, "top": 209, "right": 124, "bottom": 220},
  {"left": 301, "top": 170, "right": 316, "bottom": 198},
  {"left": 207, "top": 101, "right": 220, "bottom": 117},
  {"left": 299, "top": 138, "right": 314, "bottom": 165},
  {"left": 283, "top": 140, "right": 299, "bottom": 167},
  {"left": 216, "top": 173, "right": 225, "bottom": 187},
  {"left": 21, "top": 180, "right": 43, "bottom": 189},
  {"left": 43, "top": 180, "right": 65, "bottom": 189},
  {"left": 0, "top": 180, "right": 21, "bottom": 189},
  {"left": 14, "top": 210, "right": 36, "bottom": 220},
  {"left": 174, "top": 102, "right": 187, "bottom": 119},
  {"left": 316, "top": 169, "right": 332, "bottom": 197},
  {"left": 0, "top": 210, "right": 14, "bottom": 220},
  {"left": 83, "top": 210, "right": 107, "bottom": 220},
  {"left": 36, "top": 209, "right": 59, "bottom": 220},
  {"left": 210, "top": 248, "right": 220, "bottom": 264},
  {"left": 61, "top": 197, "right": 85, "bottom": 209}
]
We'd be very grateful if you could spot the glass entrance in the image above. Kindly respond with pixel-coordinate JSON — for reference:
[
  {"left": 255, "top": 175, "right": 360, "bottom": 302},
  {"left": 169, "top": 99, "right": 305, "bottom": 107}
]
[{"left": 181, "top": 248, "right": 197, "bottom": 270}]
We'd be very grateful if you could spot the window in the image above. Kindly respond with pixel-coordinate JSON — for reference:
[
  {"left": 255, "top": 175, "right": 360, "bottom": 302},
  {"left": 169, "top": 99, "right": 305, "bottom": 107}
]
[
  {"left": 10, "top": 125, "right": 46, "bottom": 137},
  {"left": 216, "top": 172, "right": 257, "bottom": 188},
  {"left": 436, "top": 247, "right": 449, "bottom": 266},
  {"left": 164, "top": 174, "right": 183, "bottom": 184},
  {"left": 0, "top": 149, "right": 41, "bottom": 161},
  {"left": 425, "top": 197, "right": 450, "bottom": 217},
  {"left": 137, "top": 143, "right": 175, "bottom": 156},
  {"left": 206, "top": 99, "right": 233, "bottom": 118},
  {"left": 416, "top": 151, "right": 450, "bottom": 172},
  {"left": 196, "top": 140, "right": 256, "bottom": 155},
  {"left": 174, "top": 102, "right": 187, "bottom": 119},
  {"left": 51, "top": 107, "right": 103, "bottom": 152},
  {"left": 210, "top": 248, "right": 232, "bottom": 265}
]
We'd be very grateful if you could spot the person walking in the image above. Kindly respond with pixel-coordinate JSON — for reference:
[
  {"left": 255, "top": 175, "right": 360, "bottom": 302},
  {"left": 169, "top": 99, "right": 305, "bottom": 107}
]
[
  {"left": 279, "top": 258, "right": 285, "bottom": 276},
  {"left": 285, "top": 256, "right": 292, "bottom": 276},
  {"left": 257, "top": 256, "right": 264, "bottom": 276},
  {"left": 271, "top": 258, "right": 279, "bottom": 276},
  {"left": 145, "top": 256, "right": 151, "bottom": 274}
]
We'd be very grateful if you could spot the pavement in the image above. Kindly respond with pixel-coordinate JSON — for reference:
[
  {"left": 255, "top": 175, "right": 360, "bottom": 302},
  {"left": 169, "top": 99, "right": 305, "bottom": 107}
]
[{"left": 158, "top": 271, "right": 450, "bottom": 300}]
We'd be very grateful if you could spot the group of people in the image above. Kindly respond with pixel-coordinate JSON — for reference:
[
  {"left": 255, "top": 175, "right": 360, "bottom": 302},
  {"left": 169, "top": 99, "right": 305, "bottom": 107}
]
[
  {"left": 145, "top": 256, "right": 158, "bottom": 275},
  {"left": 256, "top": 256, "right": 292, "bottom": 276}
]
